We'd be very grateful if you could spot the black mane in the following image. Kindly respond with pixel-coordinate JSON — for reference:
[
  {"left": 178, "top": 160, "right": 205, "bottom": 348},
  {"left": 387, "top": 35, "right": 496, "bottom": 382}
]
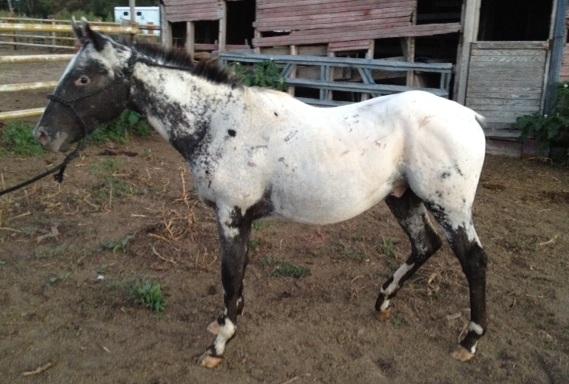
[{"left": 131, "top": 41, "right": 238, "bottom": 86}]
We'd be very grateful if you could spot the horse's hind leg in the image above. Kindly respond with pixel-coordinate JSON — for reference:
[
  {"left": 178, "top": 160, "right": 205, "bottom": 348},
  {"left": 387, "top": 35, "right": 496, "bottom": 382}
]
[
  {"left": 426, "top": 202, "right": 488, "bottom": 362},
  {"left": 375, "top": 189, "right": 442, "bottom": 318}
]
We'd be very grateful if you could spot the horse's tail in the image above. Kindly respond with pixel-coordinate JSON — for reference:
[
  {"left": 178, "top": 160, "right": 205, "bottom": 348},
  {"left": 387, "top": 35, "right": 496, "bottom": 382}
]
[{"left": 474, "top": 112, "right": 487, "bottom": 131}]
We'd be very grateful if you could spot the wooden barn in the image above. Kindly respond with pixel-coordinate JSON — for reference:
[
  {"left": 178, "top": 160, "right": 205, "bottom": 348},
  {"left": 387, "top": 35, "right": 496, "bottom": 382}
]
[{"left": 159, "top": 0, "right": 567, "bottom": 149}]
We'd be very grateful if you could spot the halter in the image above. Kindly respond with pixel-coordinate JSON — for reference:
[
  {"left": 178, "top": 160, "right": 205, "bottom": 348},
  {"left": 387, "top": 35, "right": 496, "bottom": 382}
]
[{"left": 0, "top": 51, "right": 138, "bottom": 197}]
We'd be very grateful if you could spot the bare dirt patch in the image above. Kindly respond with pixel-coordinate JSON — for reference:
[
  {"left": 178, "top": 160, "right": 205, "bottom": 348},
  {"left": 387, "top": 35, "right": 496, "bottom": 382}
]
[{"left": 0, "top": 135, "right": 567, "bottom": 384}]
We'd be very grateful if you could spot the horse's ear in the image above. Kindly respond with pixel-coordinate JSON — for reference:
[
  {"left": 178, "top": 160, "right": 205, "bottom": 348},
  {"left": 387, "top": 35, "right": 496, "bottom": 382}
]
[
  {"left": 72, "top": 19, "right": 107, "bottom": 51},
  {"left": 71, "top": 17, "right": 83, "bottom": 41},
  {"left": 83, "top": 22, "right": 107, "bottom": 51}
]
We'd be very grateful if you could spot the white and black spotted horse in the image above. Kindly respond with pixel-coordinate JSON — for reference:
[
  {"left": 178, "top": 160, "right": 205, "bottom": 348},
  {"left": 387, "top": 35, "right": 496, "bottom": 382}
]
[{"left": 34, "top": 22, "right": 489, "bottom": 367}]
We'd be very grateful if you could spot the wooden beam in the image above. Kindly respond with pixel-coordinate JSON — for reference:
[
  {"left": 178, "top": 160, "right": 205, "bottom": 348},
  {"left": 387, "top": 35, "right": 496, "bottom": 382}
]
[
  {"left": 544, "top": 0, "right": 567, "bottom": 113},
  {"left": 402, "top": 37, "right": 415, "bottom": 86},
  {"left": 0, "top": 22, "right": 138, "bottom": 34},
  {"left": 160, "top": 4, "right": 173, "bottom": 49},
  {"left": 218, "top": 1, "right": 227, "bottom": 52},
  {"left": 288, "top": 45, "right": 297, "bottom": 96},
  {"left": 0, "top": 41, "right": 75, "bottom": 50},
  {"left": 0, "top": 81, "right": 57, "bottom": 93},
  {"left": 456, "top": 0, "right": 481, "bottom": 104},
  {"left": 0, "top": 54, "right": 73, "bottom": 64},
  {"left": 0, "top": 108, "right": 44, "bottom": 121},
  {"left": 186, "top": 21, "right": 195, "bottom": 56}
]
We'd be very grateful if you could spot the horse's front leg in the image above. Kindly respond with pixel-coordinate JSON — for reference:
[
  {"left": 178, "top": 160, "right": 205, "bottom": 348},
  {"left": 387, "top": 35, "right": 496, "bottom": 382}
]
[{"left": 199, "top": 205, "right": 251, "bottom": 368}]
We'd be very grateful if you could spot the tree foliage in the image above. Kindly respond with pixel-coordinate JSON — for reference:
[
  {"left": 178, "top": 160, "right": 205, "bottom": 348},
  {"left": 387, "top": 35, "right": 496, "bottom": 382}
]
[{"left": 2, "top": 0, "right": 159, "bottom": 20}]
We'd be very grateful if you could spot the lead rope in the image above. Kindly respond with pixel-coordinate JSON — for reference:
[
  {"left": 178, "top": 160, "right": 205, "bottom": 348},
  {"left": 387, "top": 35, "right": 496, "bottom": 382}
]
[
  {"left": 0, "top": 50, "right": 139, "bottom": 198},
  {"left": 0, "top": 102, "right": 87, "bottom": 197}
]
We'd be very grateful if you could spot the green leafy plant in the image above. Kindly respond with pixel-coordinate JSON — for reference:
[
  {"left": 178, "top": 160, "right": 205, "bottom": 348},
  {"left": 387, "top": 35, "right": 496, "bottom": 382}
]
[
  {"left": 129, "top": 279, "right": 166, "bottom": 312},
  {"left": 516, "top": 83, "right": 569, "bottom": 152},
  {"left": 380, "top": 238, "right": 396, "bottom": 259},
  {"left": 0, "top": 121, "right": 45, "bottom": 156},
  {"left": 270, "top": 261, "right": 310, "bottom": 278},
  {"left": 90, "top": 159, "right": 138, "bottom": 204},
  {"left": 102, "top": 234, "right": 135, "bottom": 254},
  {"left": 231, "top": 61, "right": 287, "bottom": 91},
  {"left": 90, "top": 110, "right": 152, "bottom": 144}
]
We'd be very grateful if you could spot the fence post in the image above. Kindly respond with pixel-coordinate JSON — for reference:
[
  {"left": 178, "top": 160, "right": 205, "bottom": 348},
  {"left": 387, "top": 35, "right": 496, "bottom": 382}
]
[{"left": 51, "top": 19, "right": 56, "bottom": 53}]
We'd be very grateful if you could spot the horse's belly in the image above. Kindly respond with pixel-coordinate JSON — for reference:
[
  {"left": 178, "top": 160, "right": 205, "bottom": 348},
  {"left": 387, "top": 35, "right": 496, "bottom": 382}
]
[{"left": 270, "top": 167, "right": 396, "bottom": 225}]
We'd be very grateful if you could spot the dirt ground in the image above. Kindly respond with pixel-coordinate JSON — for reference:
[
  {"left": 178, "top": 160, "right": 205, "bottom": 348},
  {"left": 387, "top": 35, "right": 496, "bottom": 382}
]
[{"left": 1, "top": 48, "right": 568, "bottom": 384}]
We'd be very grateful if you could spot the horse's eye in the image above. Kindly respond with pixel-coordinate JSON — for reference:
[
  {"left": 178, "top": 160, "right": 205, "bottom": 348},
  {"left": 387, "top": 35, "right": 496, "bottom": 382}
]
[{"left": 75, "top": 75, "right": 90, "bottom": 86}]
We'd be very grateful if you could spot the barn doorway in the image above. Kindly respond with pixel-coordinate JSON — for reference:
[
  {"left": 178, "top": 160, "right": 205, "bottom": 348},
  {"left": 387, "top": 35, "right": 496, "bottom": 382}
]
[
  {"left": 478, "top": 0, "right": 554, "bottom": 41},
  {"left": 226, "top": 0, "right": 256, "bottom": 46}
]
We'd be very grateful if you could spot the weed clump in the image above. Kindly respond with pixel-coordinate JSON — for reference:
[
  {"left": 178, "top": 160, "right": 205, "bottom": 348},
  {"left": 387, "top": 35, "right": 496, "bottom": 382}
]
[
  {"left": 128, "top": 279, "right": 166, "bottom": 313},
  {"left": 263, "top": 257, "right": 310, "bottom": 278}
]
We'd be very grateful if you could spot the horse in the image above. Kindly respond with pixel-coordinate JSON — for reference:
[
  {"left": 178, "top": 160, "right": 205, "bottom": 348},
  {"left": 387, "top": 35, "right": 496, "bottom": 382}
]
[{"left": 33, "top": 21, "right": 489, "bottom": 368}]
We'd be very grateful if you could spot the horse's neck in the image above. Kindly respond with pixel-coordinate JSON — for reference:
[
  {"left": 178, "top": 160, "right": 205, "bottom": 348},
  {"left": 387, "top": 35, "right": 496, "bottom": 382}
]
[{"left": 129, "top": 62, "right": 239, "bottom": 150}]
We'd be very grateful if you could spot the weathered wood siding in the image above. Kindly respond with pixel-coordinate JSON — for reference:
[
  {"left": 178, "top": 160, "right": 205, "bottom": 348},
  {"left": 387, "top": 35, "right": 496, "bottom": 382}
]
[
  {"left": 561, "top": 46, "right": 569, "bottom": 81},
  {"left": 253, "top": 0, "right": 460, "bottom": 47},
  {"left": 162, "top": 0, "right": 223, "bottom": 23},
  {"left": 560, "top": 8, "right": 569, "bottom": 82},
  {"left": 466, "top": 42, "right": 548, "bottom": 133}
]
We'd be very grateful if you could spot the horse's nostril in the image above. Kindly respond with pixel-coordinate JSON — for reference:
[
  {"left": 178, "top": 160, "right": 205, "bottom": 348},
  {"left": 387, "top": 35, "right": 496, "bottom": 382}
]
[{"left": 35, "top": 127, "right": 49, "bottom": 145}]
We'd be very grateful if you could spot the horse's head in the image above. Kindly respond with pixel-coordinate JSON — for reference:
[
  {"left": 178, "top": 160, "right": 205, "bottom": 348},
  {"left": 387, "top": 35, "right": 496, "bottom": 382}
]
[{"left": 34, "top": 21, "right": 133, "bottom": 152}]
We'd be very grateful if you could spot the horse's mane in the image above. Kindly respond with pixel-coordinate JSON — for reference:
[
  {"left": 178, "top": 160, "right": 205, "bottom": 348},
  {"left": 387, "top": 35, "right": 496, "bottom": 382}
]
[{"left": 131, "top": 41, "right": 238, "bottom": 86}]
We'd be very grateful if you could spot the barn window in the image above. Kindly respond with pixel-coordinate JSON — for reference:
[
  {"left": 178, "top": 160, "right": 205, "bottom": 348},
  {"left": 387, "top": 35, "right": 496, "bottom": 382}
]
[
  {"left": 226, "top": 0, "right": 256, "bottom": 46},
  {"left": 171, "top": 22, "right": 187, "bottom": 48},
  {"left": 478, "top": 0, "right": 553, "bottom": 41},
  {"left": 416, "top": 0, "right": 462, "bottom": 25}
]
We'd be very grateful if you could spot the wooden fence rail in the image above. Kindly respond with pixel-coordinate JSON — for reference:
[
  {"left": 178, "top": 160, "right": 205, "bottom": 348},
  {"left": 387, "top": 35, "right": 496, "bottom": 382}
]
[
  {"left": 0, "top": 54, "right": 74, "bottom": 64},
  {"left": 0, "top": 22, "right": 139, "bottom": 34},
  {"left": 0, "top": 19, "right": 143, "bottom": 122}
]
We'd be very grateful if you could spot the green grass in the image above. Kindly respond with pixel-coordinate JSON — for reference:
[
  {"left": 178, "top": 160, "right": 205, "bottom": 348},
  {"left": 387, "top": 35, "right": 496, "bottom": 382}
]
[
  {"left": 335, "top": 242, "right": 367, "bottom": 262},
  {"left": 102, "top": 234, "right": 135, "bottom": 254},
  {"left": 90, "top": 111, "right": 152, "bottom": 144},
  {"left": 263, "top": 257, "right": 310, "bottom": 279},
  {"left": 0, "top": 121, "right": 45, "bottom": 156},
  {"left": 90, "top": 159, "right": 139, "bottom": 204},
  {"left": 128, "top": 280, "right": 166, "bottom": 313},
  {"left": 34, "top": 244, "right": 71, "bottom": 260},
  {"left": 0, "top": 110, "right": 151, "bottom": 158},
  {"left": 380, "top": 238, "right": 397, "bottom": 258},
  {"left": 47, "top": 272, "right": 71, "bottom": 286}
]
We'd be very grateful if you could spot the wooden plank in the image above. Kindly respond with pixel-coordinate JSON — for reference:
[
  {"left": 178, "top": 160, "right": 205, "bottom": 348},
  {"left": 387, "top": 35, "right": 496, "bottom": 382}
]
[
  {"left": 470, "top": 55, "right": 546, "bottom": 64},
  {"left": 185, "top": 21, "right": 195, "bottom": 56},
  {"left": 255, "top": 15, "right": 410, "bottom": 33},
  {"left": 471, "top": 41, "right": 549, "bottom": 49},
  {"left": 455, "top": 0, "right": 481, "bottom": 104},
  {"left": 0, "top": 54, "right": 73, "bottom": 64},
  {"left": 466, "top": 98, "right": 541, "bottom": 107},
  {"left": 0, "top": 22, "right": 137, "bottom": 34},
  {"left": 471, "top": 49, "right": 552, "bottom": 57},
  {"left": 544, "top": 0, "right": 566, "bottom": 112},
  {"left": 0, "top": 81, "right": 57, "bottom": 93},
  {"left": 0, "top": 107, "right": 44, "bottom": 121},
  {"left": 329, "top": 40, "right": 372, "bottom": 52},
  {"left": 218, "top": 0, "right": 227, "bottom": 52},
  {"left": 253, "top": 23, "right": 461, "bottom": 47}
]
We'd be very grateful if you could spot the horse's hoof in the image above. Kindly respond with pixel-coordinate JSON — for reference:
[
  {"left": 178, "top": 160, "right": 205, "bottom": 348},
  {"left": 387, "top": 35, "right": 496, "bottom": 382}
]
[
  {"left": 199, "top": 353, "right": 224, "bottom": 369},
  {"left": 451, "top": 346, "right": 475, "bottom": 362},
  {"left": 207, "top": 320, "right": 220, "bottom": 335},
  {"left": 376, "top": 307, "right": 392, "bottom": 322}
]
